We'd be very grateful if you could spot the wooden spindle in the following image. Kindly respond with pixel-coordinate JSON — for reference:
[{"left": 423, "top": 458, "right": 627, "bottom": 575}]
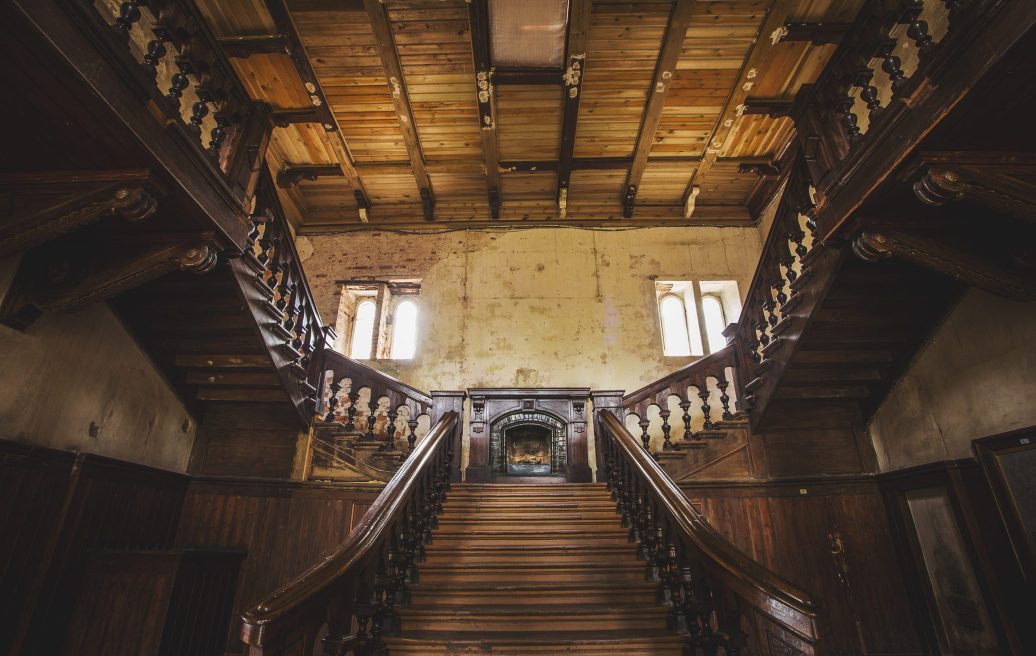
[
  {"left": 366, "top": 398, "right": 378, "bottom": 442},
  {"left": 324, "top": 378, "right": 341, "bottom": 422},
  {"left": 346, "top": 386, "right": 359, "bottom": 431},
  {"left": 638, "top": 416, "right": 651, "bottom": 452},
  {"left": 406, "top": 414, "right": 419, "bottom": 457},
  {"left": 659, "top": 406, "right": 673, "bottom": 451},
  {"left": 142, "top": 37, "right": 168, "bottom": 79},
  {"left": 382, "top": 409, "right": 398, "bottom": 452},
  {"left": 698, "top": 386, "right": 713, "bottom": 431},
  {"left": 679, "top": 399, "right": 692, "bottom": 441},
  {"left": 114, "top": 1, "right": 143, "bottom": 33},
  {"left": 167, "top": 59, "right": 192, "bottom": 106},
  {"left": 717, "top": 379, "right": 733, "bottom": 421},
  {"left": 208, "top": 114, "right": 229, "bottom": 157},
  {"left": 881, "top": 51, "right": 908, "bottom": 96}
]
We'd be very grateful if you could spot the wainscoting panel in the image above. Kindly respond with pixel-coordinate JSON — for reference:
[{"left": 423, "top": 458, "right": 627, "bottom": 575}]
[{"left": 174, "top": 477, "right": 383, "bottom": 652}]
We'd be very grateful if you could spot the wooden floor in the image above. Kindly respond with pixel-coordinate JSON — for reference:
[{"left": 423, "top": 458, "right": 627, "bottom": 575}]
[{"left": 387, "top": 483, "right": 685, "bottom": 655}]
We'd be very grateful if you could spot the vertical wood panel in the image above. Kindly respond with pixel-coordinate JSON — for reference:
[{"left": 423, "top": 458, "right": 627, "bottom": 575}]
[
  {"left": 174, "top": 478, "right": 382, "bottom": 652},
  {"left": 685, "top": 479, "right": 925, "bottom": 655}
]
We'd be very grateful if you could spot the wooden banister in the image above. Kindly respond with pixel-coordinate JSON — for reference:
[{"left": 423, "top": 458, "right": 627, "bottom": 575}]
[
  {"left": 240, "top": 410, "right": 460, "bottom": 654},
  {"left": 595, "top": 409, "right": 821, "bottom": 653}
]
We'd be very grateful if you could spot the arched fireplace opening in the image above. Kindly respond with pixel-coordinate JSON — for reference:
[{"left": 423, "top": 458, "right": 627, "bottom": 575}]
[
  {"left": 505, "top": 424, "right": 552, "bottom": 476},
  {"left": 489, "top": 410, "right": 567, "bottom": 478}
]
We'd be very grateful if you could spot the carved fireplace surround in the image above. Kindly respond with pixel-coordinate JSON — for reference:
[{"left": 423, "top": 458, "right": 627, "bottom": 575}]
[{"left": 466, "top": 388, "right": 592, "bottom": 483}]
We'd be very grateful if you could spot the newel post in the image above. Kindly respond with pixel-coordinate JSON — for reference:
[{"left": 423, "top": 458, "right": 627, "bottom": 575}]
[
  {"left": 590, "top": 390, "right": 625, "bottom": 483},
  {"left": 430, "top": 391, "right": 465, "bottom": 482}
]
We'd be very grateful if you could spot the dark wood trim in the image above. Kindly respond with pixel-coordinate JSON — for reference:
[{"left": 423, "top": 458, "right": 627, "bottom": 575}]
[
  {"left": 556, "top": 0, "right": 591, "bottom": 210},
  {"left": 466, "top": 0, "right": 502, "bottom": 220},
  {"left": 261, "top": 0, "right": 371, "bottom": 211},
  {"left": 362, "top": 0, "right": 434, "bottom": 221},
  {"left": 217, "top": 34, "right": 289, "bottom": 58},
  {"left": 681, "top": 0, "right": 796, "bottom": 205},
  {"left": 493, "top": 67, "right": 563, "bottom": 85},
  {"left": 775, "top": 21, "right": 851, "bottom": 45},
  {"left": 623, "top": 0, "right": 695, "bottom": 218}
]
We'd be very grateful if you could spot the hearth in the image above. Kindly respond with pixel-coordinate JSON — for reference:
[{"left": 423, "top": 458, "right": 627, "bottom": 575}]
[{"left": 505, "top": 425, "right": 552, "bottom": 476}]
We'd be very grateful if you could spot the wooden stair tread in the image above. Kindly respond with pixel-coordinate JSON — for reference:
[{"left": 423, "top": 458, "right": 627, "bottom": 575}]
[{"left": 387, "top": 629, "right": 685, "bottom": 644}]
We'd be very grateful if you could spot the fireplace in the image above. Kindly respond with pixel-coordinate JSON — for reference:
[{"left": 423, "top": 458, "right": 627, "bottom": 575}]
[
  {"left": 505, "top": 425, "right": 552, "bottom": 475},
  {"left": 466, "top": 388, "right": 591, "bottom": 483}
]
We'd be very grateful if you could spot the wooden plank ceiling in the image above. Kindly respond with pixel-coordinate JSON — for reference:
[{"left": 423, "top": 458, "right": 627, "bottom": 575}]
[{"left": 195, "top": 0, "right": 865, "bottom": 231}]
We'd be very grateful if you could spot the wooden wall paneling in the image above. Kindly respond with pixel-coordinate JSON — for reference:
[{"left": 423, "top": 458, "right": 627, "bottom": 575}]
[
  {"left": 174, "top": 477, "right": 382, "bottom": 653},
  {"left": 62, "top": 548, "right": 244, "bottom": 656},
  {"left": 0, "top": 443, "right": 76, "bottom": 656},
  {"left": 684, "top": 479, "right": 925, "bottom": 655},
  {"left": 189, "top": 402, "right": 304, "bottom": 478},
  {"left": 0, "top": 442, "right": 190, "bottom": 655}
]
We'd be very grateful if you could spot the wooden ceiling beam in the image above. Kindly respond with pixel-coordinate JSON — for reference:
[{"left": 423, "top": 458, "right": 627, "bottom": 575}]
[
  {"left": 261, "top": 0, "right": 371, "bottom": 215},
  {"left": 623, "top": 0, "right": 696, "bottom": 218},
  {"left": 363, "top": 0, "right": 435, "bottom": 221},
  {"left": 494, "top": 68, "right": 564, "bottom": 85},
  {"left": 774, "top": 21, "right": 852, "bottom": 46},
  {"left": 271, "top": 109, "right": 322, "bottom": 127},
  {"left": 277, "top": 165, "right": 343, "bottom": 189},
  {"left": 467, "top": 0, "right": 502, "bottom": 220},
  {"left": 741, "top": 98, "right": 794, "bottom": 118},
  {"left": 556, "top": 0, "right": 592, "bottom": 217},
  {"left": 217, "top": 34, "right": 289, "bottom": 58},
  {"left": 680, "top": 0, "right": 797, "bottom": 213}
]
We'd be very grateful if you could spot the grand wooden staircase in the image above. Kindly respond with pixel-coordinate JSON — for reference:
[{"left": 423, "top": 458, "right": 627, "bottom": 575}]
[{"left": 387, "top": 483, "right": 684, "bottom": 655}]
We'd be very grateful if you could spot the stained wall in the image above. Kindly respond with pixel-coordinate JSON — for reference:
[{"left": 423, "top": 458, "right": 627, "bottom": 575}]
[
  {"left": 869, "top": 290, "right": 1036, "bottom": 470},
  {"left": 300, "top": 226, "right": 763, "bottom": 394},
  {"left": 0, "top": 303, "right": 196, "bottom": 472}
]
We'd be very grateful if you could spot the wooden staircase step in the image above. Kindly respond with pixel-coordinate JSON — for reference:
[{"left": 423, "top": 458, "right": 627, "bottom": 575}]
[
  {"left": 384, "top": 630, "right": 685, "bottom": 655},
  {"left": 397, "top": 605, "right": 669, "bottom": 632},
  {"left": 416, "top": 564, "right": 649, "bottom": 585},
  {"left": 407, "top": 582, "right": 658, "bottom": 606}
]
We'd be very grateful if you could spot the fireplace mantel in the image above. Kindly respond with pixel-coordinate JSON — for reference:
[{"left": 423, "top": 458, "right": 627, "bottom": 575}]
[{"left": 466, "top": 388, "right": 591, "bottom": 483}]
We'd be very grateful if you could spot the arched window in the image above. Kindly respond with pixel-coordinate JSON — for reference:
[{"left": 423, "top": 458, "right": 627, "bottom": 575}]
[
  {"left": 659, "top": 295, "right": 691, "bottom": 356},
  {"left": 349, "top": 299, "right": 376, "bottom": 359},
  {"left": 390, "top": 299, "right": 418, "bottom": 360},
  {"left": 701, "top": 294, "right": 727, "bottom": 353}
]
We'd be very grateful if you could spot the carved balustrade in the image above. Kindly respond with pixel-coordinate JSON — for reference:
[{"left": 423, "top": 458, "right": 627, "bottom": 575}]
[
  {"left": 793, "top": 0, "right": 1009, "bottom": 238},
  {"left": 240, "top": 410, "right": 461, "bottom": 656},
  {"left": 318, "top": 351, "right": 434, "bottom": 460},
  {"left": 622, "top": 346, "right": 740, "bottom": 454},
  {"left": 75, "top": 0, "right": 270, "bottom": 210},
  {"left": 595, "top": 410, "right": 821, "bottom": 655}
]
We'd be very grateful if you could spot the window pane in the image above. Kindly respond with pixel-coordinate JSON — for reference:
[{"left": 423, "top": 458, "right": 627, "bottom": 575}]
[
  {"left": 349, "top": 300, "right": 376, "bottom": 359},
  {"left": 660, "top": 296, "right": 691, "bottom": 356},
  {"left": 702, "top": 295, "right": 727, "bottom": 353},
  {"left": 391, "top": 300, "right": 419, "bottom": 360}
]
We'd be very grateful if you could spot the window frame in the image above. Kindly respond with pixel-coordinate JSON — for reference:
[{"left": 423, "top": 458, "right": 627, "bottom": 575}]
[
  {"left": 658, "top": 293, "right": 694, "bottom": 357},
  {"left": 348, "top": 298, "right": 377, "bottom": 360},
  {"left": 700, "top": 293, "right": 728, "bottom": 354}
]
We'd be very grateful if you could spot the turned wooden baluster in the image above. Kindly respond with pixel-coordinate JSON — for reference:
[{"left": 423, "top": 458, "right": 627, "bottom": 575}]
[
  {"left": 717, "top": 601, "right": 748, "bottom": 656},
  {"left": 659, "top": 400, "right": 674, "bottom": 451},
  {"left": 406, "top": 410, "right": 419, "bottom": 456},
  {"left": 630, "top": 491, "right": 644, "bottom": 548},
  {"left": 679, "top": 398, "right": 693, "bottom": 441},
  {"left": 780, "top": 233, "right": 797, "bottom": 291},
  {"left": 167, "top": 58, "right": 192, "bottom": 107},
  {"left": 379, "top": 545, "right": 399, "bottom": 634},
  {"left": 698, "top": 384, "right": 714, "bottom": 431},
  {"left": 665, "top": 542, "right": 687, "bottom": 631},
  {"left": 141, "top": 35, "right": 168, "bottom": 79},
  {"left": 365, "top": 396, "right": 379, "bottom": 442},
  {"left": 382, "top": 408, "right": 398, "bottom": 452},
  {"left": 638, "top": 413, "right": 651, "bottom": 452},
  {"left": 855, "top": 68, "right": 883, "bottom": 125},
  {"left": 345, "top": 386, "right": 359, "bottom": 431},
  {"left": 717, "top": 378, "right": 734, "bottom": 421},
  {"left": 114, "top": 1, "right": 144, "bottom": 33},
  {"left": 764, "top": 283, "right": 779, "bottom": 330},
  {"left": 324, "top": 378, "right": 341, "bottom": 422}
]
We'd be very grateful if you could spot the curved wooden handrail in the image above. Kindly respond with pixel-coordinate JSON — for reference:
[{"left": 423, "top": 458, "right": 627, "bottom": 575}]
[
  {"left": 596, "top": 409, "right": 821, "bottom": 649},
  {"left": 322, "top": 349, "right": 433, "bottom": 408},
  {"left": 240, "top": 410, "right": 459, "bottom": 651},
  {"left": 623, "top": 345, "right": 736, "bottom": 407}
]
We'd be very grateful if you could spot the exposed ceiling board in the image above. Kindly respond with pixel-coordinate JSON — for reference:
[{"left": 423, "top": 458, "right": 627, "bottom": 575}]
[
  {"left": 195, "top": 0, "right": 867, "bottom": 229},
  {"left": 488, "top": 0, "right": 569, "bottom": 68}
]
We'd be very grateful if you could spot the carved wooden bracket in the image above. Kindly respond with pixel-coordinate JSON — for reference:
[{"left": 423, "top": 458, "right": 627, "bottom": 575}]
[
  {"left": 909, "top": 153, "right": 1036, "bottom": 224},
  {"left": 27, "top": 236, "right": 220, "bottom": 312},
  {"left": 738, "top": 160, "right": 781, "bottom": 177},
  {"left": 852, "top": 230, "right": 1036, "bottom": 300},
  {"left": 0, "top": 170, "right": 160, "bottom": 258},
  {"left": 774, "top": 21, "right": 852, "bottom": 45},
  {"left": 277, "top": 165, "right": 344, "bottom": 189},
  {"left": 741, "top": 98, "right": 794, "bottom": 119}
]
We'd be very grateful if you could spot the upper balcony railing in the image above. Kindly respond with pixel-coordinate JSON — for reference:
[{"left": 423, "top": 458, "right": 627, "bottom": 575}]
[
  {"left": 22, "top": 0, "right": 275, "bottom": 249},
  {"left": 793, "top": 0, "right": 1026, "bottom": 239}
]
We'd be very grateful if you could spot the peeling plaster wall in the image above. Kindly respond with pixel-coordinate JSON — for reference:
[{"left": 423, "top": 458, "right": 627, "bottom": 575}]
[
  {"left": 0, "top": 304, "right": 196, "bottom": 472},
  {"left": 300, "top": 226, "right": 763, "bottom": 393},
  {"left": 869, "top": 291, "right": 1036, "bottom": 471}
]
